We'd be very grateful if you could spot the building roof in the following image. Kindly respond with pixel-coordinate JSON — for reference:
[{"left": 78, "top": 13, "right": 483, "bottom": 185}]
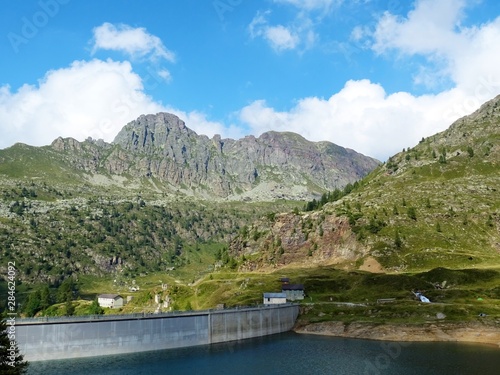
[
  {"left": 282, "top": 284, "right": 304, "bottom": 291},
  {"left": 263, "top": 292, "right": 287, "bottom": 298},
  {"left": 98, "top": 294, "right": 122, "bottom": 299}
]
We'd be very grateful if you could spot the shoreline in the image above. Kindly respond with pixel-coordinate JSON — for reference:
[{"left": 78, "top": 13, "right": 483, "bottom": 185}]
[{"left": 293, "top": 320, "right": 500, "bottom": 348}]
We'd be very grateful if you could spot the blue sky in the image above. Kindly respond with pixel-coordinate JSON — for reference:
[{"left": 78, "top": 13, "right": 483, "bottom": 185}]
[{"left": 1, "top": 0, "right": 499, "bottom": 160}]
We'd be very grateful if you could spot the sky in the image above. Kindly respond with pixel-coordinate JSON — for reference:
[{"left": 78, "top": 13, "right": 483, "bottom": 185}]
[{"left": 1, "top": 0, "right": 500, "bottom": 161}]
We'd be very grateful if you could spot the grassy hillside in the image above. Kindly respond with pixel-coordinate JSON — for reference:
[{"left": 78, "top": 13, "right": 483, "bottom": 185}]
[
  {"left": 71, "top": 265, "right": 500, "bottom": 325},
  {"left": 0, "top": 187, "right": 301, "bottom": 284},
  {"left": 5, "top": 258, "right": 499, "bottom": 325},
  {"left": 336, "top": 96, "right": 500, "bottom": 271},
  {"left": 230, "top": 95, "right": 500, "bottom": 273}
]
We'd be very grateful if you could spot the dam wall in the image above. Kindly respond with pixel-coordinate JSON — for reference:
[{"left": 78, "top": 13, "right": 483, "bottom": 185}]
[
  {"left": 15, "top": 304, "right": 299, "bottom": 361},
  {"left": 210, "top": 303, "right": 297, "bottom": 343}
]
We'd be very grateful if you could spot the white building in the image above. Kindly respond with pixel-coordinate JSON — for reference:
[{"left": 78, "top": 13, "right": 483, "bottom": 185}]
[
  {"left": 263, "top": 292, "right": 287, "bottom": 305},
  {"left": 98, "top": 294, "right": 124, "bottom": 308}
]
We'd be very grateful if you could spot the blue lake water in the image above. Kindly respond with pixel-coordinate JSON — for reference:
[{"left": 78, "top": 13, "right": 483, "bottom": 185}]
[{"left": 28, "top": 332, "right": 500, "bottom": 375}]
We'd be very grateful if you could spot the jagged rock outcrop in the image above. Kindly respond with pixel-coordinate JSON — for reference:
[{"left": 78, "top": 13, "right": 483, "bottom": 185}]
[
  {"left": 229, "top": 210, "right": 367, "bottom": 270},
  {"left": 109, "top": 113, "right": 379, "bottom": 199},
  {"left": 49, "top": 112, "right": 379, "bottom": 200}
]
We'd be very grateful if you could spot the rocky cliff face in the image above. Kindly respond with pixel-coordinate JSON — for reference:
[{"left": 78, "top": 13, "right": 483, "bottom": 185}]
[
  {"left": 52, "top": 112, "right": 380, "bottom": 200},
  {"left": 229, "top": 210, "right": 367, "bottom": 270}
]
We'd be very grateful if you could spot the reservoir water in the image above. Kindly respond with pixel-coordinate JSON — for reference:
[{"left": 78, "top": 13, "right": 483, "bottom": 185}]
[{"left": 28, "top": 332, "right": 500, "bottom": 375}]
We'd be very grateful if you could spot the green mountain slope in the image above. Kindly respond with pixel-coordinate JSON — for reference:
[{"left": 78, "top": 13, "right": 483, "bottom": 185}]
[{"left": 230, "top": 95, "right": 500, "bottom": 272}]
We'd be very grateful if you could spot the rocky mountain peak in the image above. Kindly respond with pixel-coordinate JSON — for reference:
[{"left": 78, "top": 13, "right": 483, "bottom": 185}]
[
  {"left": 45, "top": 112, "right": 380, "bottom": 200},
  {"left": 113, "top": 112, "right": 198, "bottom": 152}
]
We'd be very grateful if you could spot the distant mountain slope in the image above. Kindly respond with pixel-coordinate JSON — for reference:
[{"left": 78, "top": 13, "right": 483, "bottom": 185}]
[
  {"left": 230, "top": 95, "right": 500, "bottom": 272},
  {"left": 1, "top": 113, "right": 379, "bottom": 201}
]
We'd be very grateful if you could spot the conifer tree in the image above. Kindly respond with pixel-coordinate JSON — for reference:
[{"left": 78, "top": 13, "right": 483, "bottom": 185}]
[
  {"left": 88, "top": 299, "right": 104, "bottom": 315},
  {"left": 394, "top": 230, "right": 402, "bottom": 249}
]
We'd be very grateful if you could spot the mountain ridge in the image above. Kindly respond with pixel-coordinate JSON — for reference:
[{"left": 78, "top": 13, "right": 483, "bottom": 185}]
[{"left": 45, "top": 112, "right": 380, "bottom": 200}]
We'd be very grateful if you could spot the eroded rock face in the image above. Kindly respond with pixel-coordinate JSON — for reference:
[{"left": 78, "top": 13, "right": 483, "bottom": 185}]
[
  {"left": 294, "top": 321, "right": 500, "bottom": 347},
  {"left": 229, "top": 211, "right": 367, "bottom": 270},
  {"left": 52, "top": 112, "right": 380, "bottom": 199}
]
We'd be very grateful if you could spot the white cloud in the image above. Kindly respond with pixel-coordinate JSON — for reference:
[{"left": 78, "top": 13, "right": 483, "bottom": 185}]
[
  {"left": 0, "top": 59, "right": 237, "bottom": 149},
  {"left": 157, "top": 69, "right": 172, "bottom": 82},
  {"left": 265, "top": 25, "right": 300, "bottom": 51},
  {"left": 239, "top": 79, "right": 477, "bottom": 161},
  {"left": 371, "top": 0, "right": 500, "bottom": 94},
  {"left": 372, "top": 0, "right": 468, "bottom": 57},
  {"left": 249, "top": 1, "right": 327, "bottom": 53},
  {"left": 350, "top": 25, "right": 366, "bottom": 42},
  {"left": 0, "top": 59, "right": 165, "bottom": 149},
  {"left": 248, "top": 10, "right": 269, "bottom": 38},
  {"left": 249, "top": 11, "right": 300, "bottom": 52},
  {"left": 271, "top": 0, "right": 341, "bottom": 46},
  {"left": 92, "top": 22, "right": 175, "bottom": 63}
]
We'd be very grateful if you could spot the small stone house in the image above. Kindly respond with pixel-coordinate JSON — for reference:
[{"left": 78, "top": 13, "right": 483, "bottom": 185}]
[
  {"left": 98, "top": 294, "right": 124, "bottom": 308},
  {"left": 282, "top": 284, "right": 305, "bottom": 301},
  {"left": 263, "top": 292, "right": 287, "bottom": 305}
]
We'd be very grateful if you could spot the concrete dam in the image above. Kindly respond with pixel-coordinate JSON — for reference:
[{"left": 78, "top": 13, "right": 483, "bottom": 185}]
[{"left": 15, "top": 304, "right": 299, "bottom": 361}]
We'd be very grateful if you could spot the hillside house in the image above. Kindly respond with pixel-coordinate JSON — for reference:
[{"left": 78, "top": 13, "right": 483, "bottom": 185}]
[
  {"left": 263, "top": 292, "right": 287, "bottom": 305},
  {"left": 282, "top": 284, "right": 305, "bottom": 301},
  {"left": 98, "top": 294, "right": 124, "bottom": 308}
]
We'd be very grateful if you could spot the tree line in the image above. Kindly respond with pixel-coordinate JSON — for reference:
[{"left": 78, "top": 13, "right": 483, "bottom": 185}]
[{"left": 304, "top": 181, "right": 360, "bottom": 212}]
